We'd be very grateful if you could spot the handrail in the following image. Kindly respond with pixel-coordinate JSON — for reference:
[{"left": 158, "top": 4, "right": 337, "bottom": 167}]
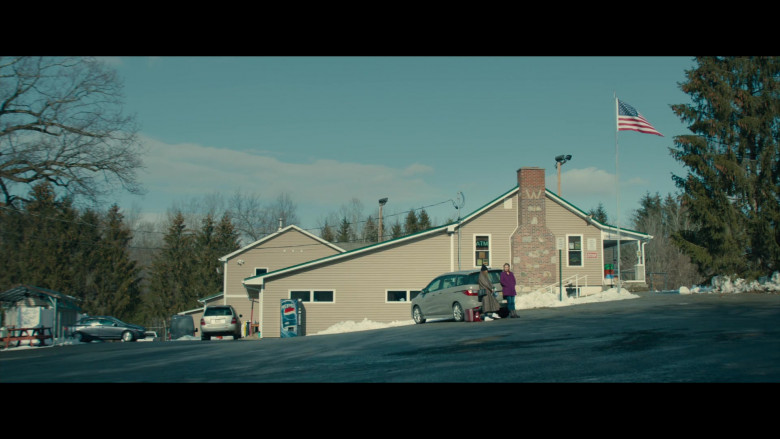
[{"left": 539, "top": 274, "right": 588, "bottom": 297}]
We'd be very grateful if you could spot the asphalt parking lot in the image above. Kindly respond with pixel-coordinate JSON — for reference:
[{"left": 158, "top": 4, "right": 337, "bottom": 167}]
[{"left": 2, "top": 291, "right": 780, "bottom": 382}]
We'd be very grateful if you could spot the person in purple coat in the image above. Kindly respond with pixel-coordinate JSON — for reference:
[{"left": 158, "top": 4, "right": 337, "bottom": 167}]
[{"left": 500, "top": 263, "right": 518, "bottom": 318}]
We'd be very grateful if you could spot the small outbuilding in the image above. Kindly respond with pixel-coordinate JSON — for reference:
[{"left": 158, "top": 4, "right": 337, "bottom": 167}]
[{"left": 0, "top": 285, "right": 82, "bottom": 339}]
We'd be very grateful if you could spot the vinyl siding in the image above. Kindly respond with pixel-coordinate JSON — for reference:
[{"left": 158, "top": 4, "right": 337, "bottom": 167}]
[
  {"left": 260, "top": 231, "right": 452, "bottom": 337},
  {"left": 256, "top": 198, "right": 518, "bottom": 337},
  {"left": 456, "top": 194, "right": 518, "bottom": 270},
  {"left": 545, "top": 197, "right": 603, "bottom": 286},
  {"left": 222, "top": 228, "right": 342, "bottom": 301}
]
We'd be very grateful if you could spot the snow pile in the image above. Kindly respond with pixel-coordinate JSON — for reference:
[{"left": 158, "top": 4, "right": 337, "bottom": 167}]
[
  {"left": 311, "top": 318, "right": 415, "bottom": 336},
  {"left": 694, "top": 271, "right": 780, "bottom": 294},
  {"left": 514, "top": 287, "right": 638, "bottom": 309},
  {"left": 310, "top": 287, "right": 639, "bottom": 335}
]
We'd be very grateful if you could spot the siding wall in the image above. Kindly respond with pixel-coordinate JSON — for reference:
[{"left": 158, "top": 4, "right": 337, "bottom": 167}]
[
  {"left": 456, "top": 194, "right": 518, "bottom": 271},
  {"left": 545, "top": 198, "right": 604, "bottom": 287},
  {"left": 222, "top": 228, "right": 342, "bottom": 302},
  {"left": 260, "top": 231, "right": 453, "bottom": 337}
]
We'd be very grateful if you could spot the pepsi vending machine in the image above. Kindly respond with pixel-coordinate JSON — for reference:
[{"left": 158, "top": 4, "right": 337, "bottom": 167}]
[{"left": 280, "top": 298, "right": 302, "bottom": 337}]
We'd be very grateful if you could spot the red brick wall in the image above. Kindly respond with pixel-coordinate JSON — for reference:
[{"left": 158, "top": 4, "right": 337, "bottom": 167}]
[{"left": 512, "top": 167, "right": 558, "bottom": 293}]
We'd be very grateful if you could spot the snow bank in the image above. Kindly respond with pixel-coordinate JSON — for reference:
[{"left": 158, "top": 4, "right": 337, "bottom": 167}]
[
  {"left": 687, "top": 271, "right": 780, "bottom": 294},
  {"left": 310, "top": 287, "right": 639, "bottom": 335}
]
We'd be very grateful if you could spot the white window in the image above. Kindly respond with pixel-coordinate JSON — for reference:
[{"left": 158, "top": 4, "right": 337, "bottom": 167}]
[
  {"left": 474, "top": 234, "right": 491, "bottom": 267},
  {"left": 567, "top": 235, "right": 583, "bottom": 267},
  {"left": 289, "top": 290, "right": 334, "bottom": 303},
  {"left": 386, "top": 290, "right": 422, "bottom": 303}
]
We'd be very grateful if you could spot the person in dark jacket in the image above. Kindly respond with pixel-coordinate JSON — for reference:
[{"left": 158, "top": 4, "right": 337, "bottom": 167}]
[
  {"left": 479, "top": 265, "right": 500, "bottom": 319},
  {"left": 500, "top": 263, "right": 518, "bottom": 318}
]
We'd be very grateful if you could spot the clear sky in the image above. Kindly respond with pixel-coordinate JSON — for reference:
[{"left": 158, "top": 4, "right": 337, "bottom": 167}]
[{"left": 106, "top": 56, "right": 696, "bottom": 231}]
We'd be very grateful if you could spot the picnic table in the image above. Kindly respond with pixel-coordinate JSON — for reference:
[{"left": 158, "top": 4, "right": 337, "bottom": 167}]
[{"left": 2, "top": 326, "right": 53, "bottom": 348}]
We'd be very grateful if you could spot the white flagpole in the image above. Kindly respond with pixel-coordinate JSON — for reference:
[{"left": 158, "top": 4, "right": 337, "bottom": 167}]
[{"left": 615, "top": 93, "right": 621, "bottom": 294}]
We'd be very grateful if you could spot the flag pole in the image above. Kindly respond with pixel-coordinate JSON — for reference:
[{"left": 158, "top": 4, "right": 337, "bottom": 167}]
[{"left": 614, "top": 92, "right": 621, "bottom": 295}]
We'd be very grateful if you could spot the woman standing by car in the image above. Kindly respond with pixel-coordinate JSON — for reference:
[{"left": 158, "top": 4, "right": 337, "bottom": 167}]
[
  {"left": 479, "top": 265, "right": 500, "bottom": 319},
  {"left": 500, "top": 263, "right": 518, "bottom": 318}
]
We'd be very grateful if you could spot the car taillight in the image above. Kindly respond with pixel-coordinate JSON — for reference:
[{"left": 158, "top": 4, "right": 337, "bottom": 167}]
[
  {"left": 462, "top": 289, "right": 478, "bottom": 296},
  {"left": 200, "top": 318, "right": 205, "bottom": 326},
  {"left": 231, "top": 317, "right": 237, "bottom": 324}
]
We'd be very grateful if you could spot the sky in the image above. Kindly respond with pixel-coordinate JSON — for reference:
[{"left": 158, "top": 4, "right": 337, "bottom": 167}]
[{"left": 102, "top": 56, "right": 697, "bottom": 233}]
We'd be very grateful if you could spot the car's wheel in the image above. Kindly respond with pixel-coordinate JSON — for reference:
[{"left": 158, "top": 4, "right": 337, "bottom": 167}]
[
  {"left": 121, "top": 331, "right": 135, "bottom": 342},
  {"left": 412, "top": 306, "right": 426, "bottom": 324},
  {"left": 452, "top": 302, "right": 465, "bottom": 322}
]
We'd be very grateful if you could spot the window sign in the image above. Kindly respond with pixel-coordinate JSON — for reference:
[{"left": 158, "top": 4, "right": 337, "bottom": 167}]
[{"left": 475, "top": 235, "right": 490, "bottom": 267}]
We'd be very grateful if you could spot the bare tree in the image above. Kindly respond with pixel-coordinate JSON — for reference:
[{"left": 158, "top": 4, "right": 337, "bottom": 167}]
[
  {"left": 228, "top": 190, "right": 299, "bottom": 244},
  {"left": 0, "top": 56, "right": 144, "bottom": 207}
]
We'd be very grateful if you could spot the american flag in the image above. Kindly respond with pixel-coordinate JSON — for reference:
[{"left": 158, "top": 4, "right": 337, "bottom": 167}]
[{"left": 617, "top": 99, "right": 663, "bottom": 137}]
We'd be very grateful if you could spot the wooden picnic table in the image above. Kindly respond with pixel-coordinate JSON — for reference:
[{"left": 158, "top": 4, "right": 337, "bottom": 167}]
[{"left": 2, "top": 326, "right": 53, "bottom": 348}]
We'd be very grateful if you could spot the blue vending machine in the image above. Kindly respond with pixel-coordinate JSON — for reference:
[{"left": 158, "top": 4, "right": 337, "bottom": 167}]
[{"left": 280, "top": 298, "right": 302, "bottom": 338}]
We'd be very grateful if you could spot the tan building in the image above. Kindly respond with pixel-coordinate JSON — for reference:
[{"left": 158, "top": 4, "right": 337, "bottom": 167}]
[
  {"left": 235, "top": 167, "right": 652, "bottom": 338},
  {"left": 184, "top": 225, "right": 345, "bottom": 336}
]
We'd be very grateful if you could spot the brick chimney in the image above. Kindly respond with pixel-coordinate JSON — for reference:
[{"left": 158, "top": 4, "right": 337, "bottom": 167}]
[{"left": 511, "top": 167, "right": 558, "bottom": 293}]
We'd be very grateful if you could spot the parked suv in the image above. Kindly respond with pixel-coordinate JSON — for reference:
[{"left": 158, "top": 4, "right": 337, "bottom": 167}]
[
  {"left": 411, "top": 268, "right": 508, "bottom": 323},
  {"left": 200, "top": 305, "right": 242, "bottom": 340}
]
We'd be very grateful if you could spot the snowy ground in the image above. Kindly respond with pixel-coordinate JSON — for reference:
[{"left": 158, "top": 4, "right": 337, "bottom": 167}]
[{"left": 4, "top": 272, "right": 779, "bottom": 351}]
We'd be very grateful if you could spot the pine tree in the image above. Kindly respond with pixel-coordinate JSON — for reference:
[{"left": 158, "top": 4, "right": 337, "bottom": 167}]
[
  {"left": 337, "top": 216, "right": 351, "bottom": 243},
  {"left": 670, "top": 56, "right": 780, "bottom": 279},
  {"left": 363, "top": 215, "right": 378, "bottom": 243},
  {"left": 390, "top": 219, "right": 403, "bottom": 239},
  {"left": 321, "top": 221, "right": 335, "bottom": 242},
  {"left": 418, "top": 209, "right": 432, "bottom": 231},
  {"left": 148, "top": 211, "right": 196, "bottom": 320},
  {"left": 82, "top": 205, "right": 142, "bottom": 320},
  {"left": 588, "top": 203, "right": 610, "bottom": 224},
  {"left": 19, "top": 183, "right": 80, "bottom": 294},
  {"left": 404, "top": 210, "right": 419, "bottom": 235}
]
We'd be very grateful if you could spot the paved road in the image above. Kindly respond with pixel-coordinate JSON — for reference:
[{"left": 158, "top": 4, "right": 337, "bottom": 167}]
[{"left": 2, "top": 291, "right": 780, "bottom": 382}]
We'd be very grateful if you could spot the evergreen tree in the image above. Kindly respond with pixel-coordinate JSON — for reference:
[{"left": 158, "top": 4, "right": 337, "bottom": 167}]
[
  {"left": 404, "top": 210, "right": 419, "bottom": 235},
  {"left": 390, "top": 219, "right": 403, "bottom": 239},
  {"left": 670, "top": 56, "right": 780, "bottom": 279},
  {"left": 588, "top": 203, "right": 610, "bottom": 224},
  {"left": 337, "top": 216, "right": 351, "bottom": 243},
  {"left": 148, "top": 212, "right": 196, "bottom": 321},
  {"left": 19, "top": 183, "right": 80, "bottom": 294},
  {"left": 363, "top": 215, "right": 378, "bottom": 243},
  {"left": 214, "top": 212, "right": 242, "bottom": 256},
  {"left": 192, "top": 213, "right": 219, "bottom": 300},
  {"left": 81, "top": 205, "right": 142, "bottom": 320},
  {"left": 418, "top": 209, "right": 432, "bottom": 231},
  {"left": 321, "top": 221, "right": 335, "bottom": 242}
]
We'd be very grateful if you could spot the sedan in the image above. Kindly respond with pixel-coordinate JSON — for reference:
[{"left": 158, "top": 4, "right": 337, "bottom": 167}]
[
  {"left": 71, "top": 316, "right": 146, "bottom": 343},
  {"left": 411, "top": 268, "right": 508, "bottom": 323}
]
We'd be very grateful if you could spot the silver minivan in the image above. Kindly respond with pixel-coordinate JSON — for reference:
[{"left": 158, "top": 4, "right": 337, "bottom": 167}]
[
  {"left": 411, "top": 269, "right": 507, "bottom": 323},
  {"left": 200, "top": 305, "right": 242, "bottom": 340}
]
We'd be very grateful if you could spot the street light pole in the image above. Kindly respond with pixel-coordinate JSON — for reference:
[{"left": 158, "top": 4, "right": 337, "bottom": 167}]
[
  {"left": 378, "top": 197, "right": 388, "bottom": 242},
  {"left": 555, "top": 155, "right": 572, "bottom": 196}
]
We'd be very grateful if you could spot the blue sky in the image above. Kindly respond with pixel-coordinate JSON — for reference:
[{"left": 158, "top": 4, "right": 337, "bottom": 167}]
[{"left": 107, "top": 56, "right": 696, "bottom": 231}]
